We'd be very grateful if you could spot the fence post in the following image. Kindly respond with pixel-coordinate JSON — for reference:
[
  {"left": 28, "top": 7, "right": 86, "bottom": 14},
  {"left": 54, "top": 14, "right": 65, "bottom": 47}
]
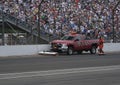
[
  {"left": 112, "top": 1, "right": 120, "bottom": 43},
  {"left": 2, "top": 7, "right": 5, "bottom": 45}
]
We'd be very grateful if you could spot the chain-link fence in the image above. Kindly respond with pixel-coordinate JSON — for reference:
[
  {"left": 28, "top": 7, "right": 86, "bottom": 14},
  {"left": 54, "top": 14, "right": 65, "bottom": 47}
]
[{"left": 0, "top": 0, "right": 120, "bottom": 45}]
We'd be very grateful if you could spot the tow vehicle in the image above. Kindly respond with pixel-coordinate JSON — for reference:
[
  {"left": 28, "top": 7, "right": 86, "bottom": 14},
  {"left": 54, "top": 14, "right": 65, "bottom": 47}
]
[{"left": 50, "top": 33, "right": 99, "bottom": 55}]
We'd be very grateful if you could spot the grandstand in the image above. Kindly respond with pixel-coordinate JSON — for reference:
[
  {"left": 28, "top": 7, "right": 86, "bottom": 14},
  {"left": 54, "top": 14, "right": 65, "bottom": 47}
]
[{"left": 0, "top": 0, "right": 120, "bottom": 45}]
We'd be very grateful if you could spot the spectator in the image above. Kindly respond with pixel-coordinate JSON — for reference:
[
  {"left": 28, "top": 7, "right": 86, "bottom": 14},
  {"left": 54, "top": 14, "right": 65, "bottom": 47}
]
[{"left": 0, "top": 0, "right": 119, "bottom": 42}]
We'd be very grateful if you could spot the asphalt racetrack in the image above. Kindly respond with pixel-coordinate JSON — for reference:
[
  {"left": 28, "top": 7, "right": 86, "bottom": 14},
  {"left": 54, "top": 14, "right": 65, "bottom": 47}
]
[{"left": 0, "top": 53, "right": 120, "bottom": 85}]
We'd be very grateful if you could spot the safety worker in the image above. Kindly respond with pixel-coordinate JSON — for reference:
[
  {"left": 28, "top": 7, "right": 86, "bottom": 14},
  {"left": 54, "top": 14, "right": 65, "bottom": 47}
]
[{"left": 98, "top": 36, "right": 104, "bottom": 54}]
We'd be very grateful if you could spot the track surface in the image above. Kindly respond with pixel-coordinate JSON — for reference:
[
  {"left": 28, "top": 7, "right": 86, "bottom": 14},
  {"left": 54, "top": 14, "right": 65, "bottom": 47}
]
[{"left": 0, "top": 53, "right": 120, "bottom": 85}]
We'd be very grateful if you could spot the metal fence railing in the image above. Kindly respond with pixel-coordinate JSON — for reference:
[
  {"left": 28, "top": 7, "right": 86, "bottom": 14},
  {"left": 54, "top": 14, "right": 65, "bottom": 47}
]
[{"left": 0, "top": 9, "right": 59, "bottom": 45}]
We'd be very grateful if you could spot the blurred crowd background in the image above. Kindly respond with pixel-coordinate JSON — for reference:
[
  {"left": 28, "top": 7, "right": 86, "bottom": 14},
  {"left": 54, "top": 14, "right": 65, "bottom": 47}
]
[{"left": 0, "top": 0, "right": 120, "bottom": 43}]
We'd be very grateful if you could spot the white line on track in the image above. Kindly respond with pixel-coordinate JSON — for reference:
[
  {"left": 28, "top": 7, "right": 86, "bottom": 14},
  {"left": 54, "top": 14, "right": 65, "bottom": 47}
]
[{"left": 0, "top": 65, "right": 120, "bottom": 80}]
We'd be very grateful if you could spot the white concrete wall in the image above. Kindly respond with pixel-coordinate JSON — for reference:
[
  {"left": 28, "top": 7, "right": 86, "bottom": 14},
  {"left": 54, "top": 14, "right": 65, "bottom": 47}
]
[
  {"left": 0, "top": 44, "right": 50, "bottom": 57},
  {"left": 0, "top": 43, "right": 120, "bottom": 57},
  {"left": 103, "top": 43, "right": 120, "bottom": 53}
]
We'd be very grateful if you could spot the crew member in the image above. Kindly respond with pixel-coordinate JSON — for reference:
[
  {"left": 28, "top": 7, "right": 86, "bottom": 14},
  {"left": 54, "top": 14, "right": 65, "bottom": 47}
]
[{"left": 98, "top": 36, "right": 104, "bottom": 54}]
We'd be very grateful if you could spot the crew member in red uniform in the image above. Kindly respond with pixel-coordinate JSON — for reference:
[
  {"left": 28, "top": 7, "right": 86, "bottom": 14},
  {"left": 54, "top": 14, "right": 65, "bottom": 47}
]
[{"left": 98, "top": 36, "right": 104, "bottom": 54}]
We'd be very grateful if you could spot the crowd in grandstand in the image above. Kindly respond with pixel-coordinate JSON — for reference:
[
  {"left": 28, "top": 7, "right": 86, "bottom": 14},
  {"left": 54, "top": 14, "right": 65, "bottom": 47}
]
[{"left": 0, "top": 0, "right": 120, "bottom": 41}]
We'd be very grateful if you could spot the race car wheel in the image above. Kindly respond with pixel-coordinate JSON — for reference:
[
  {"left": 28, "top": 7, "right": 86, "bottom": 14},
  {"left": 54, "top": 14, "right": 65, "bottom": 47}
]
[
  {"left": 67, "top": 47, "right": 74, "bottom": 55},
  {"left": 90, "top": 46, "right": 96, "bottom": 54}
]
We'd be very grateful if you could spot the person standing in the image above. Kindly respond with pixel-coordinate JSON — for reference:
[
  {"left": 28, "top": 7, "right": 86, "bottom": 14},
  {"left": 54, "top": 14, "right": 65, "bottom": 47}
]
[{"left": 98, "top": 36, "right": 104, "bottom": 54}]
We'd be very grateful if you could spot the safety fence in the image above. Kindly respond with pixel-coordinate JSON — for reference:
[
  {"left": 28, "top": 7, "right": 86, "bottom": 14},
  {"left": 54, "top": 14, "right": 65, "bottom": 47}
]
[
  {"left": 0, "top": 9, "right": 59, "bottom": 45},
  {"left": 0, "top": 10, "right": 120, "bottom": 45}
]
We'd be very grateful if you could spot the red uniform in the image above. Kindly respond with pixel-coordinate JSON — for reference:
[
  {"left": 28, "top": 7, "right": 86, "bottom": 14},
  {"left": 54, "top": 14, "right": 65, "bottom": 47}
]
[{"left": 98, "top": 37, "right": 104, "bottom": 54}]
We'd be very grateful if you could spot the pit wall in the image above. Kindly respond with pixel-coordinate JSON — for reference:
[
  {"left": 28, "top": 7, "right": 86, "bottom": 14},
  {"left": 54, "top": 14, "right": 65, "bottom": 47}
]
[{"left": 0, "top": 43, "right": 120, "bottom": 57}]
